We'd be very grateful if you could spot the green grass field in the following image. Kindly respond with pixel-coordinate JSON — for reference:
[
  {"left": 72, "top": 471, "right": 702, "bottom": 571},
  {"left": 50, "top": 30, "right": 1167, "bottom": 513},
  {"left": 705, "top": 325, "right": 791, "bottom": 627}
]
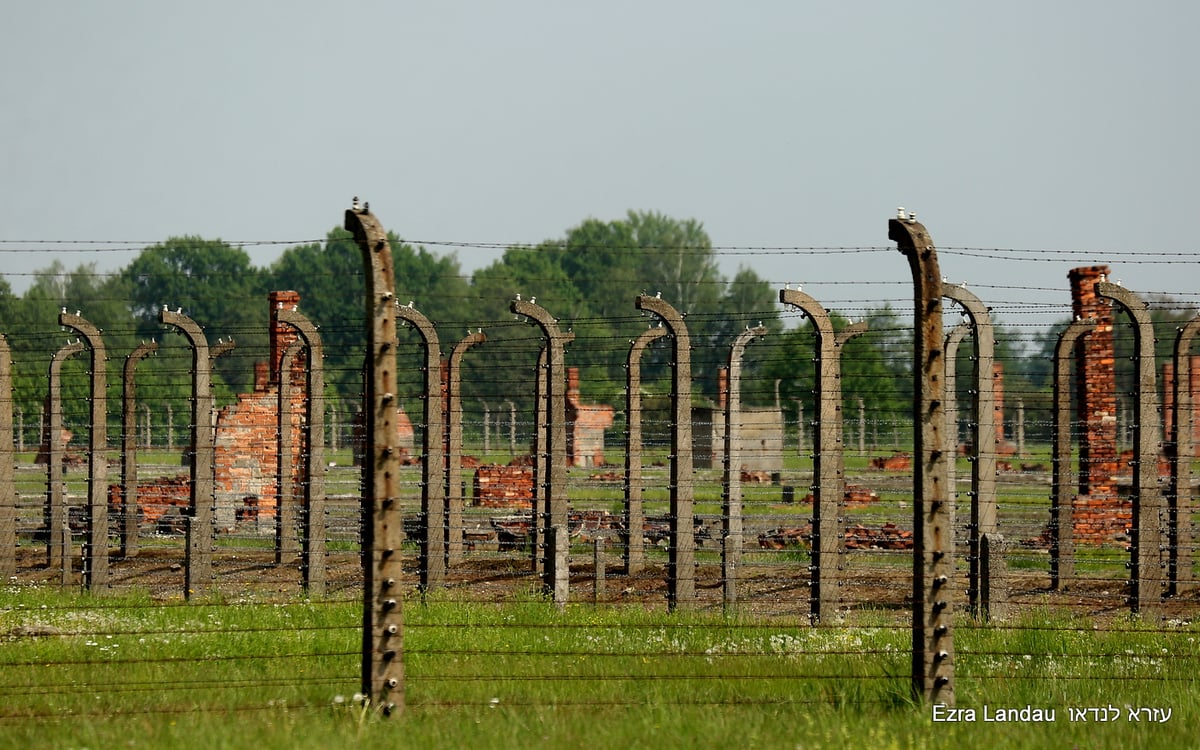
[{"left": 1, "top": 586, "right": 1195, "bottom": 750}]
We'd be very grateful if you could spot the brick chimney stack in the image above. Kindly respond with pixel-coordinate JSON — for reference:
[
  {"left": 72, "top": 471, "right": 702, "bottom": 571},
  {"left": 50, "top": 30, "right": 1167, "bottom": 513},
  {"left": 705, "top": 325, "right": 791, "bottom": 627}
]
[
  {"left": 1067, "top": 265, "right": 1128, "bottom": 542},
  {"left": 1067, "top": 266, "right": 1118, "bottom": 499},
  {"left": 567, "top": 367, "right": 581, "bottom": 403},
  {"left": 269, "top": 290, "right": 302, "bottom": 387}
]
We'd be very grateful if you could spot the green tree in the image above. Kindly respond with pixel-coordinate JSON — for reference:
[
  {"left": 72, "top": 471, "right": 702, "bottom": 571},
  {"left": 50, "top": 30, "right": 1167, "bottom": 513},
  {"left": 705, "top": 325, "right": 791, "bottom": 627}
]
[
  {"left": 461, "top": 244, "right": 586, "bottom": 415},
  {"left": 5, "top": 262, "right": 143, "bottom": 445},
  {"left": 760, "top": 304, "right": 911, "bottom": 451},
  {"left": 268, "top": 228, "right": 473, "bottom": 418},
  {"left": 123, "top": 237, "right": 268, "bottom": 397}
]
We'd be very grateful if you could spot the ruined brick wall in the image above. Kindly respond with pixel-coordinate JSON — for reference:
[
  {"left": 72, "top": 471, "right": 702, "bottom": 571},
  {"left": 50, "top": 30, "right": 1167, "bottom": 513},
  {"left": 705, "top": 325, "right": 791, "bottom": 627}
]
[
  {"left": 107, "top": 475, "right": 190, "bottom": 525},
  {"left": 1068, "top": 265, "right": 1125, "bottom": 542},
  {"left": 692, "top": 405, "right": 784, "bottom": 474},
  {"left": 212, "top": 290, "right": 307, "bottom": 529},
  {"left": 693, "top": 367, "right": 783, "bottom": 473},
  {"left": 473, "top": 464, "right": 534, "bottom": 508},
  {"left": 565, "top": 367, "right": 615, "bottom": 468}
]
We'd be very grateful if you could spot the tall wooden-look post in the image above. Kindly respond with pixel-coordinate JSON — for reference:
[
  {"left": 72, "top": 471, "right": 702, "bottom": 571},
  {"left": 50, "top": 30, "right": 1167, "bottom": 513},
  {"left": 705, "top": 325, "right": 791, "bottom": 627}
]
[
  {"left": 346, "top": 203, "right": 405, "bottom": 716},
  {"left": 891, "top": 212, "right": 954, "bottom": 706},
  {"left": 635, "top": 294, "right": 695, "bottom": 610}
]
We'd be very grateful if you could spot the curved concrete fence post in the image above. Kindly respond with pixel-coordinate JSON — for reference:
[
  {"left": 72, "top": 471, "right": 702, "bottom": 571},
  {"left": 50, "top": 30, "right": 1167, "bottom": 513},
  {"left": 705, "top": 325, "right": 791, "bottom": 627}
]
[{"left": 635, "top": 294, "right": 695, "bottom": 611}]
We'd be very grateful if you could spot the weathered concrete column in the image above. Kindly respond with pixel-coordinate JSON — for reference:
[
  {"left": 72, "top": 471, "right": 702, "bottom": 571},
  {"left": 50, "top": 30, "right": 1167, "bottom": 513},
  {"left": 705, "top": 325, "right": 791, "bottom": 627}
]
[
  {"left": 1096, "top": 281, "right": 1163, "bottom": 619},
  {"left": 531, "top": 351, "right": 547, "bottom": 576},
  {"left": 396, "top": 302, "right": 444, "bottom": 591},
  {"left": 635, "top": 294, "right": 695, "bottom": 611},
  {"left": 276, "top": 338, "right": 304, "bottom": 564},
  {"left": 121, "top": 341, "right": 158, "bottom": 558},
  {"left": 278, "top": 307, "right": 327, "bottom": 596},
  {"left": 625, "top": 325, "right": 667, "bottom": 575},
  {"left": 780, "top": 289, "right": 866, "bottom": 623},
  {"left": 512, "top": 299, "right": 570, "bottom": 601},
  {"left": 506, "top": 400, "right": 517, "bottom": 457},
  {"left": 480, "top": 400, "right": 490, "bottom": 456},
  {"left": 1068, "top": 267, "right": 1121, "bottom": 542},
  {"left": 47, "top": 340, "right": 84, "bottom": 582},
  {"left": 1168, "top": 317, "right": 1200, "bottom": 596},
  {"left": 944, "top": 322, "right": 970, "bottom": 517},
  {"left": 1051, "top": 317, "right": 1096, "bottom": 590},
  {"left": 345, "top": 203, "right": 404, "bottom": 716},
  {"left": 208, "top": 338, "right": 236, "bottom": 530},
  {"left": 942, "top": 284, "right": 1004, "bottom": 620},
  {"left": 0, "top": 335, "right": 13, "bottom": 581},
  {"left": 721, "top": 325, "right": 767, "bottom": 610},
  {"left": 445, "top": 329, "right": 485, "bottom": 567},
  {"left": 59, "top": 312, "right": 109, "bottom": 591},
  {"left": 159, "top": 308, "right": 215, "bottom": 599},
  {"left": 891, "top": 212, "right": 954, "bottom": 706}
]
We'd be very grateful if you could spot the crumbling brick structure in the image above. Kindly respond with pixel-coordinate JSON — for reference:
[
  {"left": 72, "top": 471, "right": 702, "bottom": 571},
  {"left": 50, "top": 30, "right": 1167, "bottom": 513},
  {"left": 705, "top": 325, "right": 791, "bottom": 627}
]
[
  {"left": 693, "top": 368, "right": 784, "bottom": 474},
  {"left": 1068, "top": 265, "right": 1130, "bottom": 542},
  {"left": 470, "top": 367, "right": 613, "bottom": 506},
  {"left": 211, "top": 290, "right": 307, "bottom": 529},
  {"left": 565, "top": 367, "right": 614, "bottom": 467},
  {"left": 993, "top": 362, "right": 1017, "bottom": 456},
  {"left": 473, "top": 463, "right": 534, "bottom": 508},
  {"left": 111, "top": 291, "right": 330, "bottom": 532}
]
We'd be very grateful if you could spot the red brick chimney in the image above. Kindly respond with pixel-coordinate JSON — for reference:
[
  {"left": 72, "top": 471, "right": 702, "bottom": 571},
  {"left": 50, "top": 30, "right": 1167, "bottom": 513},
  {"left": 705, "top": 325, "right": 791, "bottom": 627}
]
[
  {"left": 1067, "top": 265, "right": 1127, "bottom": 542},
  {"left": 269, "top": 290, "right": 302, "bottom": 388},
  {"left": 566, "top": 367, "right": 581, "bottom": 404}
]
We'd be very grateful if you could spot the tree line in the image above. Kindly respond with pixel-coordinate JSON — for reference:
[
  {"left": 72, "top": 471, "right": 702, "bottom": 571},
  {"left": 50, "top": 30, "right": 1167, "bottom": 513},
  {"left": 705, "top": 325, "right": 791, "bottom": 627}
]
[{"left": 1, "top": 209, "right": 1192, "bottom": 451}]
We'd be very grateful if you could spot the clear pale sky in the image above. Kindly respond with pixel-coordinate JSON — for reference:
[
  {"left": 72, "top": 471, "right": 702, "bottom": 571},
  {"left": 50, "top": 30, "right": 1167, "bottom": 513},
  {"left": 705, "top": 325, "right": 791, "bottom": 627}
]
[{"left": 2, "top": 2, "right": 1196, "bottom": 330}]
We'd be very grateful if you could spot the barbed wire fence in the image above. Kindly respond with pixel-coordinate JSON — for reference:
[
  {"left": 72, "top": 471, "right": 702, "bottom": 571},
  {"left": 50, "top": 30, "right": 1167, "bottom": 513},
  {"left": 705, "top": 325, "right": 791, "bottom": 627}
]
[{"left": 0, "top": 210, "right": 1198, "bottom": 723}]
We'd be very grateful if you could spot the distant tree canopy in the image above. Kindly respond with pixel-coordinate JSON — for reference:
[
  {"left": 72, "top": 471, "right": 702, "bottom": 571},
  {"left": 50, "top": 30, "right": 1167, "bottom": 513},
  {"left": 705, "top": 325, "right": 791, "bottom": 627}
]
[{"left": 7, "top": 209, "right": 1192, "bottom": 452}]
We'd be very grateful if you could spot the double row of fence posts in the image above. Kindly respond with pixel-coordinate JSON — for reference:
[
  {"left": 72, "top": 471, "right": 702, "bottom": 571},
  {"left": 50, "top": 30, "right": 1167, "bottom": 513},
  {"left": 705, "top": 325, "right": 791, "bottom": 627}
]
[
  {"left": 0, "top": 304, "right": 327, "bottom": 600},
  {"left": 1, "top": 206, "right": 1196, "bottom": 713}
]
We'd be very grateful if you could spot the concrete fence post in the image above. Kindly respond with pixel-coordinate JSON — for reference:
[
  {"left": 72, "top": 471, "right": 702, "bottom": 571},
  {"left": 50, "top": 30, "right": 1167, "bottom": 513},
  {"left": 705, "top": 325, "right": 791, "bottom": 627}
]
[
  {"left": 593, "top": 536, "right": 606, "bottom": 602},
  {"left": 446, "top": 330, "right": 485, "bottom": 567},
  {"left": 0, "top": 335, "right": 13, "bottom": 581},
  {"left": 1168, "top": 316, "right": 1200, "bottom": 596},
  {"left": 345, "top": 203, "right": 405, "bottom": 716},
  {"left": 480, "top": 400, "right": 490, "bottom": 457},
  {"left": 47, "top": 339, "right": 84, "bottom": 583},
  {"left": 891, "top": 212, "right": 954, "bottom": 706},
  {"left": 59, "top": 312, "right": 109, "bottom": 592},
  {"left": 1096, "top": 282, "right": 1164, "bottom": 619},
  {"left": 780, "top": 289, "right": 866, "bottom": 624},
  {"left": 722, "top": 325, "right": 767, "bottom": 610},
  {"left": 277, "top": 338, "right": 304, "bottom": 564},
  {"left": 121, "top": 341, "right": 158, "bottom": 558},
  {"left": 511, "top": 299, "right": 570, "bottom": 602},
  {"left": 1051, "top": 317, "right": 1096, "bottom": 590},
  {"left": 943, "top": 284, "right": 1004, "bottom": 620},
  {"left": 159, "top": 308, "right": 216, "bottom": 600},
  {"left": 507, "top": 400, "right": 517, "bottom": 457},
  {"left": 635, "top": 294, "right": 695, "bottom": 611},
  {"left": 278, "top": 307, "right": 328, "bottom": 596},
  {"left": 397, "top": 302, "right": 444, "bottom": 591},
  {"left": 625, "top": 325, "right": 667, "bottom": 576},
  {"left": 532, "top": 351, "right": 547, "bottom": 576},
  {"left": 945, "top": 322, "right": 970, "bottom": 520}
]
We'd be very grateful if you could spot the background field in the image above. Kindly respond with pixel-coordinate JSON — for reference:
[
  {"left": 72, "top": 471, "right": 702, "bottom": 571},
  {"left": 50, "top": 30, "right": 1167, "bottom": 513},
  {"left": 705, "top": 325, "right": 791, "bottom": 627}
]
[{"left": 3, "top": 446, "right": 1196, "bottom": 749}]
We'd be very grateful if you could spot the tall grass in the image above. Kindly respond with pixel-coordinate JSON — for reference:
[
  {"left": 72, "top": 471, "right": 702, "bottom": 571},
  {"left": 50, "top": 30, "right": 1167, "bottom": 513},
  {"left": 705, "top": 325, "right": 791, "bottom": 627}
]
[{"left": 2, "top": 586, "right": 1196, "bottom": 749}]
